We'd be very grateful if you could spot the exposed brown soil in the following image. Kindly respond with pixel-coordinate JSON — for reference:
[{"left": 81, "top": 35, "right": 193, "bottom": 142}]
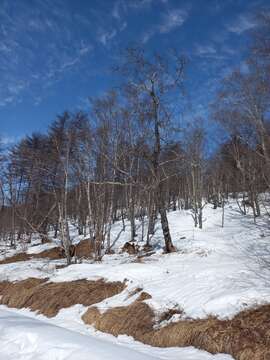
[
  {"left": 0, "top": 239, "right": 95, "bottom": 265},
  {"left": 83, "top": 300, "right": 270, "bottom": 360},
  {"left": 0, "top": 278, "right": 125, "bottom": 317}
]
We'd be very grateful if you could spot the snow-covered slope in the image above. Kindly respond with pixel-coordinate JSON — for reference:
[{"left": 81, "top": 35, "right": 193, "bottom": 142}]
[
  {"left": 0, "top": 308, "right": 232, "bottom": 360},
  {"left": 0, "top": 200, "right": 269, "bottom": 359},
  {"left": 1, "top": 202, "right": 269, "bottom": 319},
  {"left": 0, "top": 308, "right": 157, "bottom": 360}
]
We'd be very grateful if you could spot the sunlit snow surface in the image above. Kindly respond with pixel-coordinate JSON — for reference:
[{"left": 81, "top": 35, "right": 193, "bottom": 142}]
[
  {"left": 0, "top": 201, "right": 270, "bottom": 359},
  {"left": 0, "top": 308, "right": 232, "bottom": 360}
]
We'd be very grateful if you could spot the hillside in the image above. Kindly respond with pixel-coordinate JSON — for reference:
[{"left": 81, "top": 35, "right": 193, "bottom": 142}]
[{"left": 0, "top": 201, "right": 269, "bottom": 359}]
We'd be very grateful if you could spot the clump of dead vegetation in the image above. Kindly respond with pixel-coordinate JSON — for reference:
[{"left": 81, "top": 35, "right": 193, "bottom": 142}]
[
  {"left": 82, "top": 299, "right": 155, "bottom": 338},
  {"left": 136, "top": 291, "right": 152, "bottom": 302},
  {"left": 0, "top": 277, "right": 125, "bottom": 317},
  {"left": 83, "top": 300, "right": 270, "bottom": 360},
  {"left": 121, "top": 242, "right": 139, "bottom": 255},
  {"left": 158, "top": 307, "right": 183, "bottom": 323},
  {"left": 0, "top": 239, "right": 95, "bottom": 265},
  {"left": 127, "top": 287, "right": 152, "bottom": 301},
  {"left": 0, "top": 252, "right": 32, "bottom": 264},
  {"left": 1, "top": 272, "right": 269, "bottom": 359}
]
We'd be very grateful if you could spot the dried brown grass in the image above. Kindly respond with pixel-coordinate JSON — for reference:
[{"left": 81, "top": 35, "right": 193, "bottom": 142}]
[
  {"left": 0, "top": 248, "right": 63, "bottom": 264},
  {"left": 75, "top": 239, "right": 95, "bottom": 259},
  {"left": 83, "top": 300, "right": 270, "bottom": 360},
  {"left": 122, "top": 242, "right": 138, "bottom": 255},
  {"left": 158, "top": 307, "right": 183, "bottom": 322},
  {"left": 0, "top": 278, "right": 125, "bottom": 317},
  {"left": 128, "top": 287, "right": 143, "bottom": 297},
  {"left": 35, "top": 247, "right": 64, "bottom": 260},
  {"left": 0, "top": 280, "right": 11, "bottom": 293},
  {"left": 36, "top": 239, "right": 94, "bottom": 260},
  {"left": 0, "top": 252, "right": 31, "bottom": 264},
  {"left": 137, "top": 291, "right": 152, "bottom": 301},
  {"left": 82, "top": 300, "right": 154, "bottom": 338},
  {"left": 0, "top": 271, "right": 269, "bottom": 359},
  {"left": 0, "top": 239, "right": 95, "bottom": 265}
]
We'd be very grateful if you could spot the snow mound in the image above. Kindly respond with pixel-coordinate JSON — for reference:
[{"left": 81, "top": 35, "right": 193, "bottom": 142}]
[{"left": 0, "top": 308, "right": 232, "bottom": 360}]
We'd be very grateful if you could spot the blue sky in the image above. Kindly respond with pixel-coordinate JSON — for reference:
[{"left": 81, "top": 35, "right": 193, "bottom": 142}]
[{"left": 0, "top": 0, "right": 268, "bottom": 144}]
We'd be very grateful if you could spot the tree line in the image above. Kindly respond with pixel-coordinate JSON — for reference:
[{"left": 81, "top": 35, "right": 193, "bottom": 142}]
[{"left": 0, "top": 11, "right": 269, "bottom": 264}]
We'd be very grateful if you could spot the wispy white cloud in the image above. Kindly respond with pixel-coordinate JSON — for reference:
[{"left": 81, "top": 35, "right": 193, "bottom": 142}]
[
  {"left": 142, "top": 7, "right": 188, "bottom": 43},
  {"left": 111, "top": 0, "right": 152, "bottom": 22},
  {"left": 126, "top": 0, "right": 153, "bottom": 10},
  {"left": 79, "top": 44, "right": 92, "bottom": 55},
  {"left": 0, "top": 0, "right": 94, "bottom": 107},
  {"left": 227, "top": 13, "right": 256, "bottom": 34},
  {"left": 195, "top": 44, "right": 216, "bottom": 56},
  {"left": 142, "top": 29, "right": 155, "bottom": 44},
  {"left": 159, "top": 8, "right": 187, "bottom": 33},
  {"left": 221, "top": 45, "right": 237, "bottom": 55},
  {"left": 0, "top": 96, "right": 15, "bottom": 107},
  {"left": 98, "top": 29, "right": 117, "bottom": 46},
  {"left": 97, "top": 18, "right": 127, "bottom": 47},
  {"left": 119, "top": 21, "right": 127, "bottom": 32},
  {"left": 112, "top": 1, "right": 121, "bottom": 20}
]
